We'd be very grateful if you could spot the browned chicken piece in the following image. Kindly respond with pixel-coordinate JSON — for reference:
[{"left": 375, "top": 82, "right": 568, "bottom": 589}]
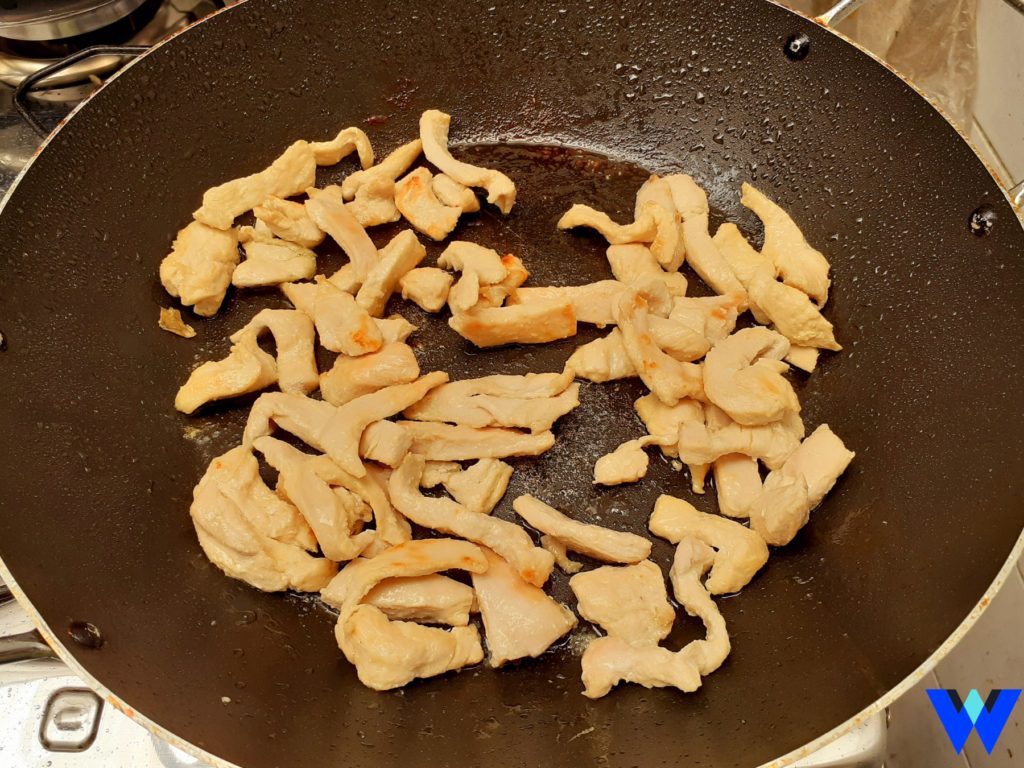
[
  {"left": 539, "top": 535, "right": 582, "bottom": 574},
  {"left": 158, "top": 307, "right": 196, "bottom": 338},
  {"left": 253, "top": 195, "right": 325, "bottom": 248},
  {"left": 442, "top": 459, "right": 513, "bottom": 514},
  {"left": 499, "top": 253, "right": 529, "bottom": 288},
  {"left": 320, "top": 342, "right": 420, "bottom": 406},
  {"left": 677, "top": 408, "right": 804, "bottom": 470},
  {"left": 312, "top": 454, "right": 411, "bottom": 549},
  {"left": 394, "top": 168, "right": 463, "bottom": 241},
  {"left": 420, "top": 110, "right": 516, "bottom": 213},
  {"left": 282, "top": 281, "right": 418, "bottom": 343},
  {"left": 565, "top": 328, "right": 635, "bottom": 383},
  {"left": 712, "top": 223, "right": 772, "bottom": 323},
  {"left": 748, "top": 271, "right": 841, "bottom": 351},
  {"left": 635, "top": 177, "right": 686, "bottom": 271},
  {"left": 356, "top": 229, "right": 426, "bottom": 317},
  {"left": 447, "top": 270, "right": 481, "bottom": 315},
  {"left": 229, "top": 308, "right": 318, "bottom": 394},
  {"left": 749, "top": 424, "right": 855, "bottom": 546},
  {"left": 510, "top": 279, "right": 671, "bottom": 327},
  {"left": 404, "top": 380, "right": 580, "bottom": 433},
  {"left": 557, "top": 203, "right": 657, "bottom": 244},
  {"left": 649, "top": 494, "right": 769, "bottom": 594},
  {"left": 326, "top": 262, "right": 363, "bottom": 294},
  {"left": 671, "top": 537, "right": 730, "bottom": 675},
  {"left": 420, "top": 461, "right": 461, "bottom": 488},
  {"left": 341, "top": 139, "right": 423, "bottom": 200},
  {"left": 191, "top": 447, "right": 336, "bottom": 593},
  {"left": 449, "top": 301, "right": 577, "bottom": 347},
  {"left": 175, "top": 331, "right": 276, "bottom": 414},
  {"left": 390, "top": 455, "right": 554, "bottom": 586},
  {"left": 399, "top": 267, "right": 454, "bottom": 312},
  {"left": 255, "top": 437, "right": 375, "bottom": 562},
  {"left": 634, "top": 394, "right": 702, "bottom": 459},
  {"left": 305, "top": 187, "right": 379, "bottom": 280},
  {"left": 159, "top": 221, "right": 240, "bottom": 317},
  {"left": 581, "top": 636, "right": 701, "bottom": 699},
  {"left": 358, "top": 420, "right": 412, "bottom": 468},
  {"left": 322, "top": 570, "right": 475, "bottom": 626},
  {"left": 232, "top": 237, "right": 317, "bottom": 288},
  {"left": 396, "top": 421, "right": 556, "bottom": 461},
  {"left": 713, "top": 453, "right": 762, "bottom": 519},
  {"left": 237, "top": 219, "right": 274, "bottom": 244},
  {"left": 593, "top": 435, "right": 672, "bottom": 486},
  {"left": 194, "top": 141, "right": 316, "bottom": 230},
  {"left": 242, "top": 391, "right": 333, "bottom": 448},
  {"left": 347, "top": 177, "right": 402, "bottom": 228},
  {"left": 570, "top": 560, "right": 674, "bottom": 645},
  {"left": 670, "top": 293, "right": 743, "bottom": 344},
  {"left": 314, "top": 276, "right": 383, "bottom": 356},
  {"left": 512, "top": 495, "right": 651, "bottom": 564},
  {"left": 606, "top": 243, "right": 688, "bottom": 297},
  {"left": 472, "top": 548, "right": 576, "bottom": 667},
  {"left": 375, "top": 314, "right": 417, "bottom": 344},
  {"left": 432, "top": 173, "right": 481, "bottom": 212},
  {"left": 785, "top": 345, "right": 820, "bottom": 373},
  {"left": 437, "top": 241, "right": 509, "bottom": 284},
  {"left": 310, "top": 126, "right": 374, "bottom": 167},
  {"left": 703, "top": 327, "right": 799, "bottom": 426},
  {"left": 741, "top": 183, "right": 831, "bottom": 306}
]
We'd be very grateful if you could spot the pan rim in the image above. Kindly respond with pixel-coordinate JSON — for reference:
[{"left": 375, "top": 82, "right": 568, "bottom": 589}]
[{"left": 0, "top": 1, "right": 1022, "bottom": 766}]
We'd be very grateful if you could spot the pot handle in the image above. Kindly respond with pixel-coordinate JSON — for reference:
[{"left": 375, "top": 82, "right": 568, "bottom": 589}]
[{"left": 0, "top": 629, "right": 56, "bottom": 664}]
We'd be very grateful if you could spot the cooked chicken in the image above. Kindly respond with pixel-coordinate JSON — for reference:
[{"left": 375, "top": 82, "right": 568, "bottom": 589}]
[
  {"left": 404, "top": 381, "right": 580, "bottom": 433},
  {"left": 565, "top": 328, "right": 635, "bottom": 383},
  {"left": 748, "top": 271, "right": 841, "bottom": 351},
  {"left": 255, "top": 437, "right": 375, "bottom": 561},
  {"left": 175, "top": 331, "right": 276, "bottom": 414},
  {"left": 472, "top": 548, "right": 576, "bottom": 666},
  {"left": 282, "top": 281, "right": 417, "bottom": 343},
  {"left": 313, "top": 454, "right": 412, "bottom": 549},
  {"left": 326, "top": 261, "right": 363, "bottom": 293},
  {"left": 390, "top": 455, "right": 554, "bottom": 586},
  {"left": 713, "top": 453, "right": 762, "bottom": 519},
  {"left": 447, "top": 270, "right": 481, "bottom": 314},
  {"left": 305, "top": 187, "right": 379, "bottom": 280},
  {"left": 314, "top": 276, "right": 383, "bottom": 356},
  {"left": 394, "top": 168, "right": 462, "bottom": 241},
  {"left": 420, "top": 460, "right": 461, "bottom": 488},
  {"left": 498, "top": 253, "right": 529, "bottom": 289},
  {"left": 649, "top": 494, "right": 769, "bottom": 594},
  {"left": 356, "top": 229, "right": 426, "bottom": 316},
  {"left": 570, "top": 560, "right": 674, "bottom": 646},
  {"left": 615, "top": 286, "right": 703, "bottom": 405},
  {"left": 191, "top": 448, "right": 336, "bottom": 592},
  {"left": 359, "top": 420, "right": 412, "bottom": 467},
  {"left": 749, "top": 424, "right": 854, "bottom": 545},
  {"left": 557, "top": 203, "right": 657, "bottom": 244},
  {"left": 237, "top": 219, "right": 274, "bottom": 244},
  {"left": 449, "top": 301, "right": 577, "bottom": 347},
  {"left": 605, "top": 243, "right": 688, "bottom": 297},
  {"left": 376, "top": 315, "right": 417, "bottom": 343},
  {"left": 634, "top": 394, "right": 702, "bottom": 459},
  {"left": 531, "top": 537, "right": 579, "bottom": 578},
  {"left": 310, "top": 126, "right": 374, "bottom": 167},
  {"left": 320, "top": 342, "right": 419, "bottom": 406},
  {"left": 437, "top": 241, "right": 508, "bottom": 284},
  {"left": 712, "top": 223, "right": 772, "bottom": 323},
  {"left": 669, "top": 293, "right": 743, "bottom": 344},
  {"left": 228, "top": 308, "right": 318, "bottom": 394},
  {"left": 432, "top": 173, "right": 481, "bottom": 212},
  {"left": 232, "top": 237, "right": 317, "bottom": 288},
  {"left": 593, "top": 436, "right": 671, "bottom": 486},
  {"left": 253, "top": 196, "right": 324, "bottom": 248},
  {"left": 636, "top": 176, "right": 686, "bottom": 271},
  {"left": 399, "top": 267, "right": 454, "bottom": 312},
  {"left": 741, "top": 183, "right": 830, "bottom": 306},
  {"left": 242, "top": 391, "right": 333, "bottom": 447},
  {"left": 396, "top": 421, "right": 555, "bottom": 461},
  {"left": 677, "top": 408, "right": 804, "bottom": 470},
  {"left": 426, "top": 369, "right": 575, "bottom": 400},
  {"left": 442, "top": 459, "right": 513, "bottom": 514},
  {"left": 158, "top": 307, "right": 196, "bottom": 338},
  {"left": 347, "top": 177, "right": 402, "bottom": 228},
  {"left": 512, "top": 495, "right": 651, "bottom": 564},
  {"left": 581, "top": 637, "right": 701, "bottom": 699},
  {"left": 703, "top": 327, "right": 798, "bottom": 426},
  {"left": 420, "top": 110, "right": 516, "bottom": 213},
  {"left": 322, "top": 570, "right": 475, "bottom": 626},
  {"left": 341, "top": 139, "right": 423, "bottom": 200},
  {"left": 159, "top": 221, "right": 240, "bottom": 317},
  {"left": 785, "top": 345, "right": 820, "bottom": 373},
  {"left": 194, "top": 141, "right": 316, "bottom": 230},
  {"left": 511, "top": 279, "right": 671, "bottom": 328},
  {"left": 670, "top": 537, "right": 730, "bottom": 676}
]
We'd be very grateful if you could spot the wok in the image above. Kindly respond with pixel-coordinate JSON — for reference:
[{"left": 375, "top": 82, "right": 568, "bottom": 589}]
[{"left": 1, "top": 0, "right": 1023, "bottom": 766}]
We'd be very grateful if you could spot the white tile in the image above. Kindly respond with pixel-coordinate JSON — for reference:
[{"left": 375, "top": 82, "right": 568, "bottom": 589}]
[
  {"left": 974, "top": 0, "right": 1024, "bottom": 183},
  {"left": 887, "top": 670, "right": 970, "bottom": 768}
]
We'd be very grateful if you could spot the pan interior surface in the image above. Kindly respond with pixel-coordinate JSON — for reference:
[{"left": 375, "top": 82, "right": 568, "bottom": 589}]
[{"left": 1, "top": 1, "right": 1023, "bottom": 767}]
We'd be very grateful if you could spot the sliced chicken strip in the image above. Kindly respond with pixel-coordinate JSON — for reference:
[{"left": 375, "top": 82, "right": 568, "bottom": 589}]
[
  {"left": 232, "top": 237, "right": 317, "bottom": 288},
  {"left": 647, "top": 316, "right": 712, "bottom": 362},
  {"left": 447, "top": 270, "right": 480, "bottom": 314},
  {"left": 512, "top": 495, "right": 651, "bottom": 564},
  {"left": 748, "top": 271, "right": 841, "bottom": 351},
  {"left": 677, "top": 408, "right": 804, "bottom": 470},
  {"left": 581, "top": 636, "right": 701, "bottom": 699},
  {"left": 229, "top": 308, "right": 318, "bottom": 394},
  {"left": 175, "top": 331, "right": 276, "bottom": 414},
  {"left": 713, "top": 453, "right": 762, "bottom": 519},
  {"left": 347, "top": 177, "right": 401, "bottom": 228},
  {"left": 498, "top": 253, "right": 529, "bottom": 289},
  {"left": 359, "top": 420, "right": 412, "bottom": 468},
  {"left": 442, "top": 459, "right": 513, "bottom": 514},
  {"left": 670, "top": 293, "right": 743, "bottom": 344},
  {"left": 282, "top": 281, "right": 417, "bottom": 343},
  {"left": 341, "top": 139, "right": 423, "bottom": 201},
  {"left": 404, "top": 382, "right": 580, "bottom": 434},
  {"left": 320, "top": 342, "right": 419, "bottom": 406},
  {"left": 634, "top": 394, "right": 702, "bottom": 459},
  {"left": 396, "top": 421, "right": 555, "bottom": 461},
  {"left": 394, "top": 167, "right": 462, "bottom": 241},
  {"left": 420, "top": 460, "right": 461, "bottom": 488},
  {"left": 314, "top": 276, "right": 383, "bottom": 356},
  {"left": 606, "top": 243, "right": 688, "bottom": 297},
  {"left": 422, "top": 368, "right": 575, "bottom": 400},
  {"left": 237, "top": 219, "right": 274, "bottom": 243},
  {"left": 510, "top": 279, "right": 671, "bottom": 327},
  {"left": 253, "top": 196, "right": 324, "bottom": 248},
  {"left": 437, "top": 241, "right": 508, "bottom": 284},
  {"left": 566, "top": 328, "right": 636, "bottom": 383},
  {"left": 158, "top": 307, "right": 196, "bottom": 338},
  {"left": 194, "top": 141, "right": 316, "bottom": 230},
  {"left": 540, "top": 535, "right": 582, "bottom": 574},
  {"left": 376, "top": 315, "right": 417, "bottom": 343},
  {"left": 649, "top": 494, "right": 768, "bottom": 594},
  {"left": 310, "top": 126, "right": 373, "bottom": 167},
  {"left": 400, "top": 267, "right": 454, "bottom": 312},
  {"left": 557, "top": 203, "right": 657, "bottom": 244},
  {"left": 305, "top": 187, "right": 379, "bottom": 281},
  {"left": 593, "top": 436, "right": 672, "bottom": 486},
  {"left": 749, "top": 424, "right": 855, "bottom": 546},
  {"left": 322, "top": 570, "right": 475, "bottom": 626},
  {"left": 670, "top": 537, "right": 730, "bottom": 676},
  {"left": 741, "top": 182, "right": 830, "bottom": 305},
  {"left": 390, "top": 455, "right": 554, "bottom": 586},
  {"left": 312, "top": 454, "right": 411, "bottom": 549},
  {"left": 785, "top": 345, "right": 820, "bottom": 373},
  {"left": 432, "top": 173, "right": 480, "bottom": 212},
  {"left": 703, "top": 327, "right": 798, "bottom": 426},
  {"left": 420, "top": 110, "right": 516, "bottom": 213},
  {"left": 449, "top": 301, "right": 577, "bottom": 347},
  {"left": 570, "top": 560, "right": 674, "bottom": 646},
  {"left": 326, "top": 262, "right": 362, "bottom": 294},
  {"left": 242, "top": 391, "right": 333, "bottom": 448},
  {"left": 712, "top": 223, "right": 772, "bottom": 323},
  {"left": 471, "top": 547, "right": 575, "bottom": 667},
  {"left": 636, "top": 177, "right": 686, "bottom": 271},
  {"left": 159, "top": 221, "right": 240, "bottom": 317},
  {"left": 356, "top": 229, "right": 426, "bottom": 316}
]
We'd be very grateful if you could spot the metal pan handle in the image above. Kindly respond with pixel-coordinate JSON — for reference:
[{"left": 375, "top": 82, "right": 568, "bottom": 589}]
[{"left": 0, "top": 629, "right": 56, "bottom": 664}]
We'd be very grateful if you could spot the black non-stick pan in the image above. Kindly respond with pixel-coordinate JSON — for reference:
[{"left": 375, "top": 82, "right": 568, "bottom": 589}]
[{"left": 1, "top": 0, "right": 1023, "bottom": 766}]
